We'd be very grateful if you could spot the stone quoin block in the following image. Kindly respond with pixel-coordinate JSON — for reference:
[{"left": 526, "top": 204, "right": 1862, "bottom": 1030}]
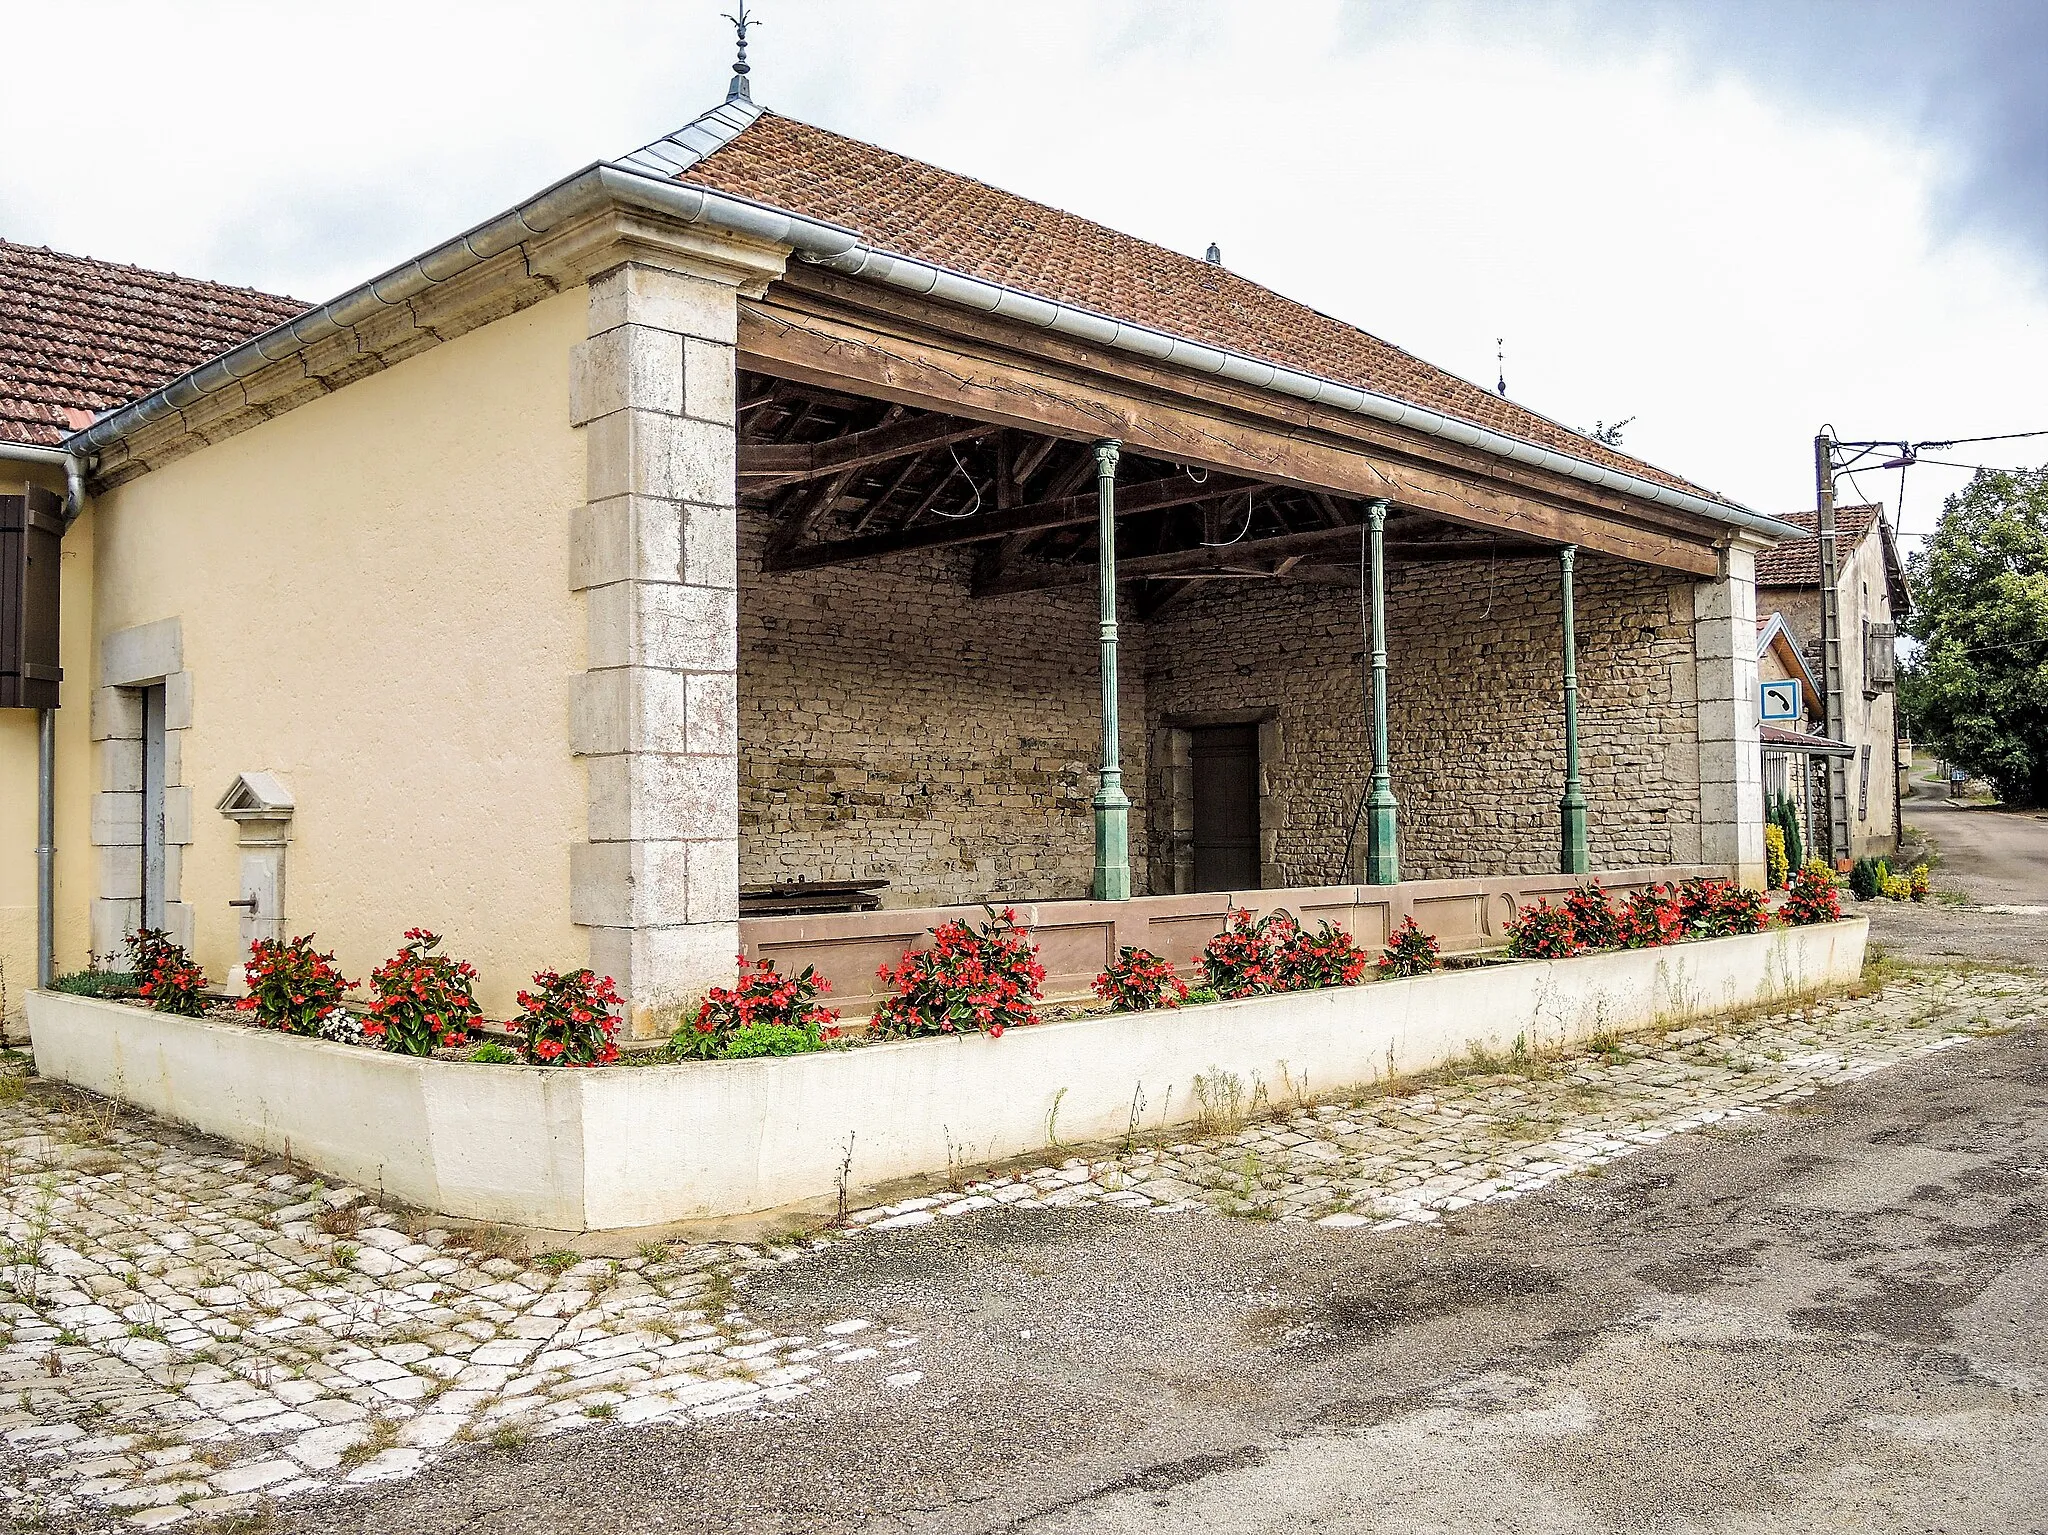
[
  {"left": 586, "top": 265, "right": 741, "bottom": 345},
  {"left": 570, "top": 495, "right": 685, "bottom": 591},
  {"left": 568, "top": 325, "right": 685, "bottom": 426}
]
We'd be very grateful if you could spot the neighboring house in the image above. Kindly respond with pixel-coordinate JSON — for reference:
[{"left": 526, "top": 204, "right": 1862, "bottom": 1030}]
[
  {"left": 0, "top": 239, "right": 303, "bottom": 1014},
  {"left": 1755, "top": 504, "right": 1911, "bottom": 862},
  {"left": 1755, "top": 608, "right": 1852, "bottom": 858},
  {"left": 1, "top": 82, "right": 1810, "bottom": 1035}
]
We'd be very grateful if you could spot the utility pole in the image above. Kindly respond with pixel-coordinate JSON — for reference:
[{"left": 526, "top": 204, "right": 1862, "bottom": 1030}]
[{"left": 1814, "top": 431, "right": 1850, "bottom": 863}]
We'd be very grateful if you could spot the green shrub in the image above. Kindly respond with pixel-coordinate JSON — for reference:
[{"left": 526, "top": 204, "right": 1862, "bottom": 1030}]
[
  {"left": 48, "top": 968, "right": 140, "bottom": 1000},
  {"left": 1763, "top": 823, "right": 1788, "bottom": 889},
  {"left": 716, "top": 1021, "right": 826, "bottom": 1058},
  {"left": 1848, "top": 857, "right": 1888, "bottom": 901},
  {"left": 468, "top": 1042, "right": 519, "bottom": 1064}
]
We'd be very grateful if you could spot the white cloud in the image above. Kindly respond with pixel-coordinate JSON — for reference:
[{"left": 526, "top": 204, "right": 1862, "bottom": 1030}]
[{"left": 3, "top": 0, "right": 2041, "bottom": 527}]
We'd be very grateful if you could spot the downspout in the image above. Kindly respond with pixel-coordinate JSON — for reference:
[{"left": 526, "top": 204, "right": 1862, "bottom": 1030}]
[{"left": 10, "top": 443, "right": 87, "bottom": 990}]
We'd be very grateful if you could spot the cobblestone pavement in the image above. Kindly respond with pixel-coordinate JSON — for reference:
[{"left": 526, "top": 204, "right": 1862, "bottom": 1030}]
[{"left": 2, "top": 965, "right": 2039, "bottom": 1528}]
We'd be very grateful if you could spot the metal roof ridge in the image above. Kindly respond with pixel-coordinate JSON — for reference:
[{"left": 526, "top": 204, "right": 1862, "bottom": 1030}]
[{"left": 617, "top": 98, "right": 764, "bottom": 178}]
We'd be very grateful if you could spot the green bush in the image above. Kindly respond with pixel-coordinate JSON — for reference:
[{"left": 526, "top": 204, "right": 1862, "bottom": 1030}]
[
  {"left": 716, "top": 1021, "right": 826, "bottom": 1058},
  {"left": 468, "top": 1042, "right": 519, "bottom": 1064},
  {"left": 1848, "top": 857, "right": 1889, "bottom": 901},
  {"left": 48, "top": 968, "right": 140, "bottom": 1000}
]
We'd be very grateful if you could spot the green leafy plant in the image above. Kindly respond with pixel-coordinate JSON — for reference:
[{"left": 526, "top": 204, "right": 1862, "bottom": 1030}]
[
  {"left": 127, "top": 928, "right": 209, "bottom": 1017},
  {"left": 673, "top": 954, "right": 836, "bottom": 1059},
  {"left": 870, "top": 907, "right": 1045, "bottom": 1039},
  {"left": 48, "top": 967, "right": 140, "bottom": 1000},
  {"left": 1504, "top": 899, "right": 1576, "bottom": 959},
  {"left": 1376, "top": 916, "right": 1441, "bottom": 977},
  {"left": 1771, "top": 791, "right": 1805, "bottom": 874},
  {"left": 1780, "top": 859, "right": 1841, "bottom": 925},
  {"left": 1763, "top": 823, "right": 1788, "bottom": 889},
  {"left": 365, "top": 930, "right": 482, "bottom": 1055},
  {"left": 1092, "top": 946, "right": 1189, "bottom": 1011},
  {"left": 1848, "top": 857, "right": 1889, "bottom": 902},
  {"left": 468, "top": 1041, "right": 519, "bottom": 1064},
  {"left": 717, "top": 1022, "right": 831, "bottom": 1058},
  {"left": 515, "top": 969, "right": 622, "bottom": 1067},
  {"left": 238, "top": 935, "right": 353, "bottom": 1035}
]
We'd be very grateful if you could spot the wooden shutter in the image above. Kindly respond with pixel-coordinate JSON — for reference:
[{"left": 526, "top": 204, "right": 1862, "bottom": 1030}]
[
  {"left": 0, "top": 484, "right": 65, "bottom": 710},
  {"left": 1864, "top": 621, "right": 1897, "bottom": 691}
]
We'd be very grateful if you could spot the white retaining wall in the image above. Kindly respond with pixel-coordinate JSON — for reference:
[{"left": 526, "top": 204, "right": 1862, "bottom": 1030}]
[{"left": 27, "top": 919, "right": 1866, "bottom": 1229}]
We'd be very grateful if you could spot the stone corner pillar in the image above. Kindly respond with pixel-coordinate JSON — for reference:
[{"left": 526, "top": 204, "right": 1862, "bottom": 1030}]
[
  {"left": 552, "top": 220, "right": 787, "bottom": 1038},
  {"left": 1694, "top": 539, "right": 1766, "bottom": 888}
]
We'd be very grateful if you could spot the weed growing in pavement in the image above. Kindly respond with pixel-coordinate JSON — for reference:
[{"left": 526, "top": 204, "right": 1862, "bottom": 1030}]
[
  {"left": 583, "top": 1402, "right": 618, "bottom": 1419},
  {"left": 534, "top": 1250, "right": 581, "bottom": 1275},
  {"left": 832, "top": 1133, "right": 857, "bottom": 1228},
  {"left": 1462, "top": 1041, "right": 1506, "bottom": 1075},
  {"left": 331, "top": 1243, "right": 359, "bottom": 1272},
  {"left": 446, "top": 1223, "right": 527, "bottom": 1264},
  {"left": 336, "top": 1416, "right": 400, "bottom": 1471},
  {"left": 1044, "top": 1087, "right": 1069, "bottom": 1149},
  {"left": 489, "top": 1420, "right": 532, "bottom": 1452},
  {"left": 635, "top": 1240, "right": 671, "bottom": 1265}
]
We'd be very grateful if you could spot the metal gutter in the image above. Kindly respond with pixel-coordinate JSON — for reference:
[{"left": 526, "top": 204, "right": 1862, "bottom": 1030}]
[{"left": 66, "top": 148, "right": 1805, "bottom": 545}]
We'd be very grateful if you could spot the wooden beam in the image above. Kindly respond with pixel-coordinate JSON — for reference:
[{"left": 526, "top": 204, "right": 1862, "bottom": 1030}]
[
  {"left": 974, "top": 529, "right": 1557, "bottom": 596},
  {"left": 769, "top": 268, "right": 1739, "bottom": 549},
  {"left": 765, "top": 471, "right": 1256, "bottom": 573},
  {"left": 740, "top": 411, "right": 988, "bottom": 486},
  {"left": 739, "top": 292, "right": 1724, "bottom": 576}
]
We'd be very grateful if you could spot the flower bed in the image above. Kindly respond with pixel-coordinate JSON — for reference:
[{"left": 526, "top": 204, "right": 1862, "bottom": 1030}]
[{"left": 28, "top": 919, "right": 1869, "bottom": 1229}]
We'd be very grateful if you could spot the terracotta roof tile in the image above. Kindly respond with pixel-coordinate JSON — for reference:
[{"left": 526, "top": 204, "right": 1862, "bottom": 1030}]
[
  {"left": 1754, "top": 505, "right": 1882, "bottom": 586},
  {"left": 0, "top": 239, "right": 306, "bottom": 449},
  {"left": 679, "top": 111, "right": 1717, "bottom": 500}
]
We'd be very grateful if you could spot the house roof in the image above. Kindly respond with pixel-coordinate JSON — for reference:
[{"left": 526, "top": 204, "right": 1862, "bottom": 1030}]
[
  {"left": 655, "top": 105, "right": 1716, "bottom": 502},
  {"left": 1754, "top": 505, "right": 1880, "bottom": 584},
  {"left": 0, "top": 239, "right": 305, "bottom": 449},
  {"left": 1755, "top": 503, "right": 1911, "bottom": 611}
]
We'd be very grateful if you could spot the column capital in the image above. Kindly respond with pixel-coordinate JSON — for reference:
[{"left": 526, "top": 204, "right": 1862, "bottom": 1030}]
[
  {"left": 1366, "top": 497, "right": 1390, "bottom": 531},
  {"left": 1093, "top": 439, "right": 1122, "bottom": 472}
]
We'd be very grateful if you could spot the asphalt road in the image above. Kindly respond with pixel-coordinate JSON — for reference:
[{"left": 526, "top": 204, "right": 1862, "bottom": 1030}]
[
  {"left": 1903, "top": 786, "right": 2048, "bottom": 906},
  {"left": 283, "top": 1019, "right": 2048, "bottom": 1535}
]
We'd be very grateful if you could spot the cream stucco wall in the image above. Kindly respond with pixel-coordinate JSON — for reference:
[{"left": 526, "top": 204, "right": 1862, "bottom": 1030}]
[
  {"left": 86, "top": 290, "right": 589, "bottom": 1016},
  {"left": 0, "top": 460, "right": 94, "bottom": 1034}
]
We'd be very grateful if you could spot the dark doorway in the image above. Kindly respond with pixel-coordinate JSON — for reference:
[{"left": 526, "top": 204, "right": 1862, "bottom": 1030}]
[{"left": 1191, "top": 725, "right": 1260, "bottom": 892}]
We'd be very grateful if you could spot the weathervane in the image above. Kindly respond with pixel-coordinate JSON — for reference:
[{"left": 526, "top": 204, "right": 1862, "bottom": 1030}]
[
  {"left": 724, "top": 3, "right": 758, "bottom": 102},
  {"left": 1496, "top": 337, "right": 1507, "bottom": 398}
]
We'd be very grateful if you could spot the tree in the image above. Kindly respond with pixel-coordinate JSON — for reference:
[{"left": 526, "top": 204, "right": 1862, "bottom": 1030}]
[{"left": 1900, "top": 465, "right": 2048, "bottom": 805}]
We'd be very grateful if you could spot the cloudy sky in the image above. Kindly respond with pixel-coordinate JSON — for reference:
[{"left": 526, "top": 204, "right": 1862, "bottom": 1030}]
[{"left": 5, "top": 1, "right": 2043, "bottom": 530}]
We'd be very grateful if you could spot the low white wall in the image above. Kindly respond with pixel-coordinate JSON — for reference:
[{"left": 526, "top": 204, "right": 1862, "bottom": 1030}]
[{"left": 28, "top": 919, "right": 1866, "bottom": 1229}]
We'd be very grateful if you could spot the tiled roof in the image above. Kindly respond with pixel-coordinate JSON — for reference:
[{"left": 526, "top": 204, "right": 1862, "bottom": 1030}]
[
  {"left": 0, "top": 239, "right": 305, "bottom": 449},
  {"left": 1754, "top": 505, "right": 1882, "bottom": 585},
  {"left": 674, "top": 110, "right": 1715, "bottom": 500}
]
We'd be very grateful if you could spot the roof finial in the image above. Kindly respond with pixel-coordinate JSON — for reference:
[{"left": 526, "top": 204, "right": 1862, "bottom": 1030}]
[
  {"left": 723, "top": 3, "right": 758, "bottom": 102},
  {"left": 1205, "top": 242, "right": 1223, "bottom": 265},
  {"left": 1496, "top": 336, "right": 1507, "bottom": 397}
]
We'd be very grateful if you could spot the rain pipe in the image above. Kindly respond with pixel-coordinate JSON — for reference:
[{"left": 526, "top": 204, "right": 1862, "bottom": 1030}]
[{"left": 2, "top": 441, "right": 85, "bottom": 992}]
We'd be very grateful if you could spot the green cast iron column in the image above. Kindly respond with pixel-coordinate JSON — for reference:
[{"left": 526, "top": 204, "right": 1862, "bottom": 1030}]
[
  {"left": 1091, "top": 440, "right": 1131, "bottom": 900},
  {"left": 1364, "top": 498, "right": 1400, "bottom": 884},
  {"left": 1558, "top": 544, "right": 1590, "bottom": 874}
]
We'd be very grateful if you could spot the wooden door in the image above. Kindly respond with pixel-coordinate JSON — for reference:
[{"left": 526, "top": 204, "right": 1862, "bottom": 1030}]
[{"left": 1191, "top": 725, "right": 1259, "bottom": 892}]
